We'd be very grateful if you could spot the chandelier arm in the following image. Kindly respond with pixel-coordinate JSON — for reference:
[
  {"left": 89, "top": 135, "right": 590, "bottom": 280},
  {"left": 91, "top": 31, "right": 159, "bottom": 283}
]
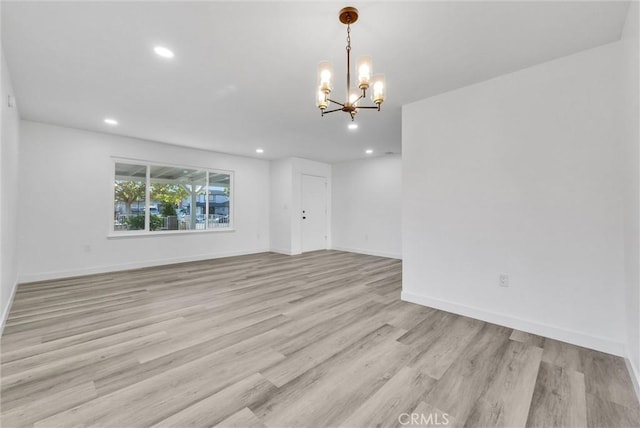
[
  {"left": 322, "top": 108, "right": 343, "bottom": 115},
  {"left": 357, "top": 106, "right": 381, "bottom": 110},
  {"left": 327, "top": 98, "right": 345, "bottom": 107}
]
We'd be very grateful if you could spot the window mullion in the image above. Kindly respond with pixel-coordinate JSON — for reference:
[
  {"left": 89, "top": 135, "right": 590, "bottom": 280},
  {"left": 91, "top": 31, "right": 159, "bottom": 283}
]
[
  {"left": 205, "top": 172, "right": 210, "bottom": 229},
  {"left": 145, "top": 165, "right": 151, "bottom": 232}
]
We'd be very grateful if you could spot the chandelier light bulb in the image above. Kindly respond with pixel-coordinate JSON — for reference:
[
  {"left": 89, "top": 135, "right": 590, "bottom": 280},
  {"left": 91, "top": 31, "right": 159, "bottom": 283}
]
[
  {"left": 372, "top": 74, "right": 385, "bottom": 105},
  {"left": 359, "top": 64, "right": 370, "bottom": 78},
  {"left": 318, "top": 61, "right": 333, "bottom": 93},
  {"left": 357, "top": 55, "right": 372, "bottom": 89},
  {"left": 317, "top": 88, "right": 328, "bottom": 110}
]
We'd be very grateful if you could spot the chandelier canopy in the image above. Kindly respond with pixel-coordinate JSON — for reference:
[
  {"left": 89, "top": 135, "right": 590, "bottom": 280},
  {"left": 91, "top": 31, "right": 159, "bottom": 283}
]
[{"left": 316, "top": 6, "right": 385, "bottom": 121}]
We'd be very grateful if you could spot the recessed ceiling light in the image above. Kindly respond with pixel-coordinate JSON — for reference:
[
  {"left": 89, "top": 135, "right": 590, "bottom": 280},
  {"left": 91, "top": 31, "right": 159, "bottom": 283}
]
[
  {"left": 154, "top": 46, "right": 174, "bottom": 59},
  {"left": 256, "top": 148, "right": 264, "bottom": 154},
  {"left": 348, "top": 123, "right": 358, "bottom": 130},
  {"left": 365, "top": 149, "right": 373, "bottom": 154},
  {"left": 104, "top": 118, "right": 118, "bottom": 125}
]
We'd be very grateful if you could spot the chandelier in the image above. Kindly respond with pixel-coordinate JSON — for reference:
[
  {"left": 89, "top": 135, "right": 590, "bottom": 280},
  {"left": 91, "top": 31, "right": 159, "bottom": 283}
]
[{"left": 316, "top": 6, "right": 385, "bottom": 121}]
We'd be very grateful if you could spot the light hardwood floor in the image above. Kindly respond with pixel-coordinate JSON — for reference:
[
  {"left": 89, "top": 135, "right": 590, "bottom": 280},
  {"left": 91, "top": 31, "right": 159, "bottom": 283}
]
[{"left": 1, "top": 250, "right": 638, "bottom": 427}]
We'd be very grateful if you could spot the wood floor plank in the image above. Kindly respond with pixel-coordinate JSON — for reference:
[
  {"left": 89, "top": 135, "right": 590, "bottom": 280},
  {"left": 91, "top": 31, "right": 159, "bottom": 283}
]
[
  {"left": 134, "top": 311, "right": 288, "bottom": 363},
  {"left": 397, "top": 309, "right": 457, "bottom": 350},
  {"left": 273, "top": 291, "right": 376, "bottom": 338},
  {"left": 151, "top": 373, "right": 276, "bottom": 428},
  {"left": 510, "top": 329, "right": 546, "bottom": 348},
  {"left": 1, "top": 332, "right": 168, "bottom": 412},
  {"left": 386, "top": 301, "right": 436, "bottom": 331},
  {"left": 6, "top": 290, "right": 147, "bottom": 324},
  {"left": 585, "top": 392, "right": 640, "bottom": 428},
  {"left": 1, "top": 318, "right": 180, "bottom": 377},
  {"left": 258, "top": 328, "right": 413, "bottom": 427},
  {"left": 37, "top": 305, "right": 205, "bottom": 344},
  {"left": 261, "top": 310, "right": 396, "bottom": 387},
  {"left": 405, "top": 314, "right": 484, "bottom": 379},
  {"left": 252, "top": 324, "right": 404, "bottom": 422},
  {"left": 525, "top": 361, "right": 587, "bottom": 428},
  {"left": 464, "top": 341, "right": 543, "bottom": 427},
  {"left": 1, "top": 306, "right": 191, "bottom": 361},
  {"left": 1, "top": 381, "right": 98, "bottom": 428},
  {"left": 423, "top": 323, "right": 512, "bottom": 424},
  {"left": 35, "top": 342, "right": 284, "bottom": 427},
  {"left": 583, "top": 348, "right": 640, "bottom": 410},
  {"left": 94, "top": 327, "right": 285, "bottom": 397},
  {"left": 273, "top": 300, "right": 384, "bottom": 355},
  {"left": 28, "top": 303, "right": 206, "bottom": 344},
  {"left": 340, "top": 366, "right": 437, "bottom": 428},
  {"left": 541, "top": 338, "right": 586, "bottom": 373},
  {"left": 213, "top": 407, "right": 266, "bottom": 428},
  {"left": 280, "top": 283, "right": 372, "bottom": 320},
  {"left": 0, "top": 250, "right": 636, "bottom": 428}
]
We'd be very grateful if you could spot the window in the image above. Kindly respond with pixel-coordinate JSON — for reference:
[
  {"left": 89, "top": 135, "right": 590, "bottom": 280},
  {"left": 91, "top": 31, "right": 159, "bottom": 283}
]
[
  {"left": 114, "top": 163, "right": 146, "bottom": 231},
  {"left": 113, "top": 161, "right": 232, "bottom": 234}
]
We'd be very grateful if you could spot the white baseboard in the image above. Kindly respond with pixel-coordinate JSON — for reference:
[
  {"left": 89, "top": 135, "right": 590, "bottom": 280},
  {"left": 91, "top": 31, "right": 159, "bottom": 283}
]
[
  {"left": 625, "top": 352, "right": 640, "bottom": 401},
  {"left": 269, "top": 248, "right": 296, "bottom": 256},
  {"left": 0, "top": 279, "right": 19, "bottom": 336},
  {"left": 18, "top": 248, "right": 270, "bottom": 284},
  {"left": 401, "top": 290, "right": 626, "bottom": 357},
  {"left": 331, "top": 246, "right": 402, "bottom": 260}
]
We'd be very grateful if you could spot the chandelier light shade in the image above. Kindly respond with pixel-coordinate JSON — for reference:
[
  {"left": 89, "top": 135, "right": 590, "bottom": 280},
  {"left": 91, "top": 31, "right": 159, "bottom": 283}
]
[
  {"left": 356, "top": 55, "right": 372, "bottom": 89},
  {"left": 316, "top": 6, "right": 385, "bottom": 121}
]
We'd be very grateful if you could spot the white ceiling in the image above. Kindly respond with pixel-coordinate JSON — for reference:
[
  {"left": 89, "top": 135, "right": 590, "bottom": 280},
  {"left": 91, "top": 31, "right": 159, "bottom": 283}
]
[{"left": 1, "top": 1, "right": 630, "bottom": 163}]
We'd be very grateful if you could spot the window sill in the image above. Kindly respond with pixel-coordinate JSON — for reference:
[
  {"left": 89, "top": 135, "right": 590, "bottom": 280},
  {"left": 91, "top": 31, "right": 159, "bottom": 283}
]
[{"left": 107, "top": 228, "right": 235, "bottom": 239}]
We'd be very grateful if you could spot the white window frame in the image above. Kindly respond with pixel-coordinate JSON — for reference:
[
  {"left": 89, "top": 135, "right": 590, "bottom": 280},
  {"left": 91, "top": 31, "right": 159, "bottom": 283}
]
[{"left": 109, "top": 158, "right": 235, "bottom": 238}]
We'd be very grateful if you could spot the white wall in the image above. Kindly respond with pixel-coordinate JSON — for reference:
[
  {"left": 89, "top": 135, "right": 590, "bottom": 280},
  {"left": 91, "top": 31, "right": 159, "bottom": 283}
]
[
  {"left": 270, "top": 157, "right": 331, "bottom": 255},
  {"left": 1, "top": 50, "right": 21, "bottom": 331},
  {"left": 332, "top": 155, "right": 402, "bottom": 259},
  {"left": 622, "top": 0, "right": 640, "bottom": 388},
  {"left": 270, "top": 158, "right": 293, "bottom": 254},
  {"left": 402, "top": 41, "right": 628, "bottom": 356},
  {"left": 17, "top": 121, "right": 270, "bottom": 282}
]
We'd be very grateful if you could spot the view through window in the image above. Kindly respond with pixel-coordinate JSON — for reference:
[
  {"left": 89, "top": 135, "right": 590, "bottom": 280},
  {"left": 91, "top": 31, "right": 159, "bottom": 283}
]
[{"left": 114, "top": 161, "right": 232, "bottom": 233}]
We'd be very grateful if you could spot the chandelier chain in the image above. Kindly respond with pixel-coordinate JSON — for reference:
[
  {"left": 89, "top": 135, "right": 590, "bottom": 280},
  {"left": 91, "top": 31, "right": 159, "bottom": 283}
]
[{"left": 346, "top": 23, "right": 352, "bottom": 106}]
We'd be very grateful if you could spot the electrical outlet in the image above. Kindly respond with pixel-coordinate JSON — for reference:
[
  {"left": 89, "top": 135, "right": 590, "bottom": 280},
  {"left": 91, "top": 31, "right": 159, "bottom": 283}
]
[{"left": 499, "top": 274, "right": 509, "bottom": 287}]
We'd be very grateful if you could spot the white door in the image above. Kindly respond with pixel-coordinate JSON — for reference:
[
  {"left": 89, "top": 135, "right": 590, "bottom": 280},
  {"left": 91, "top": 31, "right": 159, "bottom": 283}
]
[{"left": 301, "top": 174, "right": 327, "bottom": 252}]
